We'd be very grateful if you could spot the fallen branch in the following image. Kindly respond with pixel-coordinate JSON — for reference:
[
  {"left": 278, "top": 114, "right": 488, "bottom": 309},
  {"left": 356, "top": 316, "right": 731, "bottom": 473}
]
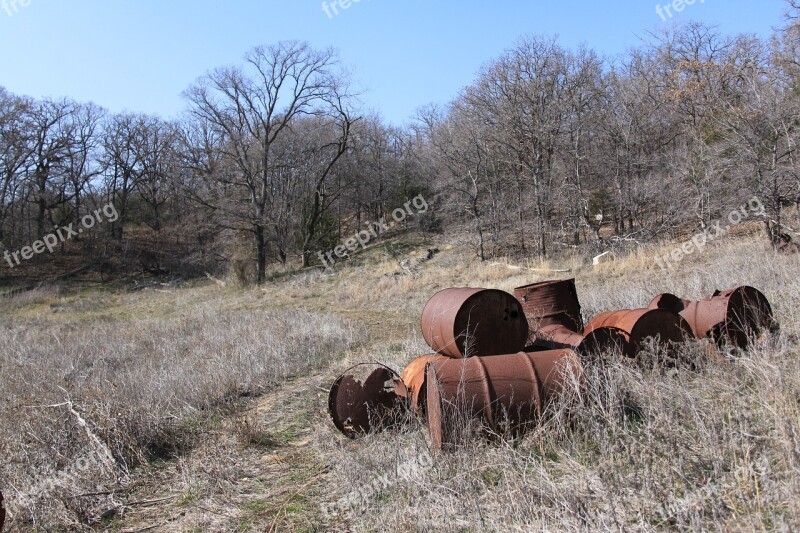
[
  {"left": 124, "top": 495, "right": 178, "bottom": 507},
  {"left": 490, "top": 262, "right": 571, "bottom": 273},
  {"left": 56, "top": 387, "right": 119, "bottom": 478}
]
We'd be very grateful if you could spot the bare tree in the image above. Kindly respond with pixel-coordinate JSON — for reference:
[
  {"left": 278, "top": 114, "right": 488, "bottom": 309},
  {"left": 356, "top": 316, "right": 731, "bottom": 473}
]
[
  {"left": 184, "top": 41, "right": 355, "bottom": 282},
  {"left": 136, "top": 119, "right": 180, "bottom": 233},
  {"left": 0, "top": 89, "right": 34, "bottom": 244},
  {"left": 27, "top": 98, "right": 80, "bottom": 238}
]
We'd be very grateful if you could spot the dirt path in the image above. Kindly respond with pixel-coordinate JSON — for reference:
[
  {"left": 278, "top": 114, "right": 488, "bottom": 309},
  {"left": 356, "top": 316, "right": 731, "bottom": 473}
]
[{"left": 109, "top": 373, "right": 338, "bottom": 532}]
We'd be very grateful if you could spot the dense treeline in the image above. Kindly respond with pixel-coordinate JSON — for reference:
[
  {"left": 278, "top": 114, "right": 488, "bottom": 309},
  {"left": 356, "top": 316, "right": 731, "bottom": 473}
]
[{"left": 1, "top": 4, "right": 798, "bottom": 283}]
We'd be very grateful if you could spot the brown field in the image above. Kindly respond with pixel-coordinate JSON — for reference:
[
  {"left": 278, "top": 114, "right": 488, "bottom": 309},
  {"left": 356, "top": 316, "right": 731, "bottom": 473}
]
[{"left": 2, "top": 230, "right": 800, "bottom": 532}]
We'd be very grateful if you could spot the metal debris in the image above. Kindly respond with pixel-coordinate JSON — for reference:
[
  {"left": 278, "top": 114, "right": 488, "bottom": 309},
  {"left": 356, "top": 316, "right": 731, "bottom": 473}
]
[
  {"left": 529, "top": 323, "right": 629, "bottom": 358},
  {"left": 530, "top": 324, "right": 586, "bottom": 351},
  {"left": 648, "top": 293, "right": 690, "bottom": 315},
  {"left": 424, "top": 350, "right": 583, "bottom": 449},
  {"left": 328, "top": 364, "right": 407, "bottom": 438},
  {"left": 327, "top": 281, "right": 779, "bottom": 448},
  {"left": 420, "top": 288, "right": 529, "bottom": 358},
  {"left": 651, "top": 286, "right": 778, "bottom": 348},
  {"left": 514, "top": 279, "right": 583, "bottom": 336}
]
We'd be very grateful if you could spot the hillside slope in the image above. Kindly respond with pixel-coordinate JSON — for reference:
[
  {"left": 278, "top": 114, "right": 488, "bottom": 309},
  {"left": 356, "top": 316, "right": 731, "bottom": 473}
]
[{"left": 2, "top": 232, "right": 800, "bottom": 531}]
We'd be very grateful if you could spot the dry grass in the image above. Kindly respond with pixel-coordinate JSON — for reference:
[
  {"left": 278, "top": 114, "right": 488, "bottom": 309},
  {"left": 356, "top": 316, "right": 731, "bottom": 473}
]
[
  {"left": 0, "top": 295, "right": 362, "bottom": 530},
  {"left": 320, "top": 344, "right": 800, "bottom": 531},
  {"left": 314, "top": 232, "right": 800, "bottom": 532},
  {"left": 2, "top": 229, "right": 799, "bottom": 531}
]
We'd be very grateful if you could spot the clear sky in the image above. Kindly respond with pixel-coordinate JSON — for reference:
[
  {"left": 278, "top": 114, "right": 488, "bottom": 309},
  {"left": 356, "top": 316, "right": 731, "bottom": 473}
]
[{"left": 0, "top": 0, "right": 790, "bottom": 126}]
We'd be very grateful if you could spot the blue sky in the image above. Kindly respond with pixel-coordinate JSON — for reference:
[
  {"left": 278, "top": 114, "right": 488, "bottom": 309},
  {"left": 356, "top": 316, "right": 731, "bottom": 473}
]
[{"left": 0, "top": 1, "right": 789, "bottom": 125}]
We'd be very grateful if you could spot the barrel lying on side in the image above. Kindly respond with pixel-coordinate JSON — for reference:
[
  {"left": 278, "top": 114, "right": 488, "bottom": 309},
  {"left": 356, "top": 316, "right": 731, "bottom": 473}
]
[
  {"left": 420, "top": 288, "right": 529, "bottom": 358},
  {"left": 649, "top": 286, "right": 778, "bottom": 348},
  {"left": 528, "top": 323, "right": 628, "bottom": 357},
  {"left": 399, "top": 354, "right": 453, "bottom": 410},
  {"left": 424, "top": 349, "right": 583, "bottom": 449},
  {"left": 583, "top": 308, "right": 693, "bottom": 358},
  {"left": 529, "top": 324, "right": 585, "bottom": 351}
]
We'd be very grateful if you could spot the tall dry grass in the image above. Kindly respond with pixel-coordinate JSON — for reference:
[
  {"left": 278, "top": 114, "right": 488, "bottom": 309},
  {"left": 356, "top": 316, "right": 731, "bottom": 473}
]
[
  {"left": 0, "top": 301, "right": 362, "bottom": 530},
  {"left": 2, "top": 230, "right": 799, "bottom": 531},
  {"left": 317, "top": 235, "right": 800, "bottom": 532}
]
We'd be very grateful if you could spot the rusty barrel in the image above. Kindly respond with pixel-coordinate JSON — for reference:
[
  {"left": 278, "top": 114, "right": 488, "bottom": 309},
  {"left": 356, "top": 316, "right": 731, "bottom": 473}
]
[
  {"left": 399, "top": 354, "right": 453, "bottom": 410},
  {"left": 420, "top": 288, "right": 529, "bottom": 358},
  {"left": 514, "top": 279, "right": 584, "bottom": 338},
  {"left": 424, "top": 349, "right": 583, "bottom": 449},
  {"left": 679, "top": 286, "right": 778, "bottom": 348},
  {"left": 583, "top": 308, "right": 693, "bottom": 358},
  {"left": 648, "top": 293, "right": 690, "bottom": 315},
  {"left": 528, "top": 324, "right": 628, "bottom": 357},
  {"left": 328, "top": 363, "right": 407, "bottom": 438},
  {"left": 530, "top": 324, "right": 585, "bottom": 351}
]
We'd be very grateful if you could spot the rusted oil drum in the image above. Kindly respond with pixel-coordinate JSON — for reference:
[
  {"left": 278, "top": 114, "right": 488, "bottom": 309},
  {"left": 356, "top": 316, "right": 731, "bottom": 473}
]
[
  {"left": 328, "top": 363, "right": 407, "bottom": 438},
  {"left": 680, "top": 286, "right": 778, "bottom": 348},
  {"left": 583, "top": 308, "right": 693, "bottom": 358},
  {"left": 580, "top": 326, "right": 630, "bottom": 357},
  {"left": 420, "top": 288, "right": 529, "bottom": 358},
  {"left": 530, "top": 324, "right": 630, "bottom": 358},
  {"left": 648, "top": 293, "right": 690, "bottom": 315},
  {"left": 530, "top": 324, "right": 585, "bottom": 351},
  {"left": 424, "top": 349, "right": 583, "bottom": 449},
  {"left": 399, "top": 354, "right": 453, "bottom": 410},
  {"left": 514, "top": 279, "right": 584, "bottom": 335}
]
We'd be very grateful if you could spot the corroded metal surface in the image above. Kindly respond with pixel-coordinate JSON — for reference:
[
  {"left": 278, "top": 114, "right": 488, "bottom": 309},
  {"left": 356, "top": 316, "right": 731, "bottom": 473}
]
[
  {"left": 529, "top": 323, "right": 629, "bottom": 357},
  {"left": 530, "top": 324, "right": 586, "bottom": 351},
  {"left": 680, "top": 286, "right": 778, "bottom": 348},
  {"left": 514, "top": 279, "right": 584, "bottom": 335},
  {"left": 328, "top": 364, "right": 406, "bottom": 438},
  {"left": 649, "top": 286, "right": 778, "bottom": 348},
  {"left": 327, "top": 282, "right": 779, "bottom": 444},
  {"left": 420, "top": 288, "right": 529, "bottom": 358},
  {"left": 424, "top": 350, "right": 582, "bottom": 449},
  {"left": 529, "top": 349, "right": 585, "bottom": 404},
  {"left": 648, "top": 293, "right": 690, "bottom": 315},
  {"left": 399, "top": 354, "right": 452, "bottom": 410},
  {"left": 580, "top": 326, "right": 630, "bottom": 357},
  {"left": 583, "top": 308, "right": 693, "bottom": 357}
]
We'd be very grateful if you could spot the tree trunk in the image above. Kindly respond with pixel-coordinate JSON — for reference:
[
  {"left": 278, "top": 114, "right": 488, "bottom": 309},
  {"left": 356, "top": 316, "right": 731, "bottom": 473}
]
[{"left": 255, "top": 224, "right": 267, "bottom": 284}]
